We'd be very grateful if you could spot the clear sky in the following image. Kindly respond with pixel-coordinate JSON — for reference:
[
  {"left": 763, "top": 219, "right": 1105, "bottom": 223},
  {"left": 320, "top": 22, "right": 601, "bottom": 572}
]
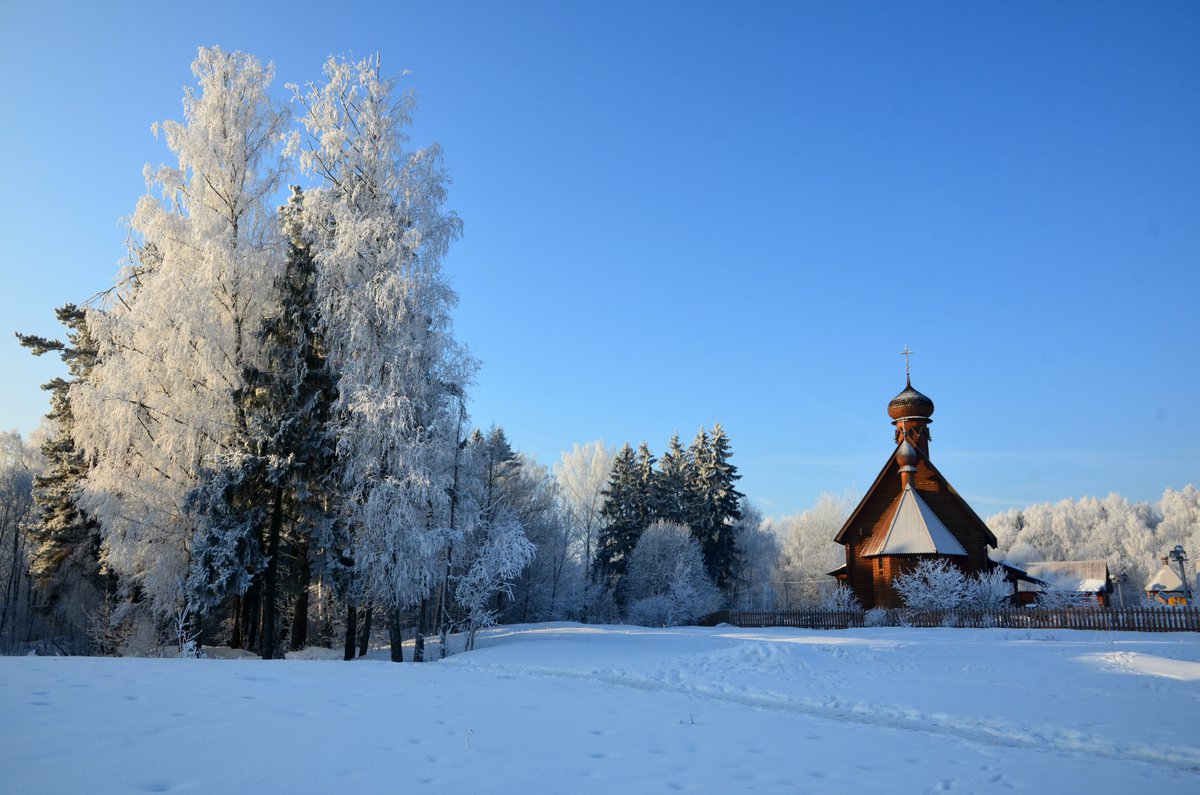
[{"left": 2, "top": 1, "right": 1197, "bottom": 519}]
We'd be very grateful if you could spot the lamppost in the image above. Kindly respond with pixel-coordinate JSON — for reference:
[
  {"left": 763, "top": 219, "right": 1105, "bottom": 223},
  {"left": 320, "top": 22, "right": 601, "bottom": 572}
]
[
  {"left": 1168, "top": 545, "right": 1192, "bottom": 603},
  {"left": 1112, "top": 572, "right": 1127, "bottom": 607}
]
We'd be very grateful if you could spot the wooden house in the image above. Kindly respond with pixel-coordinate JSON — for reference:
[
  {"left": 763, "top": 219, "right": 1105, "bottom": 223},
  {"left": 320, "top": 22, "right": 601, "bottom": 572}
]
[
  {"left": 1017, "top": 560, "right": 1114, "bottom": 606},
  {"left": 831, "top": 375, "right": 1013, "bottom": 609}
]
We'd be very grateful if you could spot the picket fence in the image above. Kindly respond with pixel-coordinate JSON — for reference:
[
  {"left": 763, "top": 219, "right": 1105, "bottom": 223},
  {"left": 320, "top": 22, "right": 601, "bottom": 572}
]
[{"left": 708, "top": 607, "right": 1200, "bottom": 633}]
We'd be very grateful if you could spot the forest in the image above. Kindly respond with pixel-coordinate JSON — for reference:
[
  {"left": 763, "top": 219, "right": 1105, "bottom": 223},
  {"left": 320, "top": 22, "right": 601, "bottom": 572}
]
[{"left": 1, "top": 47, "right": 1196, "bottom": 659}]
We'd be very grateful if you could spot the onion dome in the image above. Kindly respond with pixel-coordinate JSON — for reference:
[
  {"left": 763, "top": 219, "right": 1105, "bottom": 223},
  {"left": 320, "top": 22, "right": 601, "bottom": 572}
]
[
  {"left": 887, "top": 377, "right": 935, "bottom": 420},
  {"left": 895, "top": 439, "right": 919, "bottom": 468}
]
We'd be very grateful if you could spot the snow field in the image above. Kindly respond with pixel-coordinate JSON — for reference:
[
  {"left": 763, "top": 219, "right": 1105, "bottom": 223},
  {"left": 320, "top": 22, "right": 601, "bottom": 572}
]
[{"left": 2, "top": 624, "right": 1198, "bottom": 793}]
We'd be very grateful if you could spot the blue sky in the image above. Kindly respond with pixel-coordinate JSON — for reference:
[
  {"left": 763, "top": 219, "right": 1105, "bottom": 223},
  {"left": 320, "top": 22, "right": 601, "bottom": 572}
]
[{"left": 2, "top": 1, "right": 1197, "bottom": 518}]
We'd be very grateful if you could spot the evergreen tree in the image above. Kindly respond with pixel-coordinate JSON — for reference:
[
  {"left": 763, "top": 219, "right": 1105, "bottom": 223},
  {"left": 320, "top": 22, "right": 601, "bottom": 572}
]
[
  {"left": 16, "top": 306, "right": 109, "bottom": 624},
  {"left": 185, "top": 187, "right": 340, "bottom": 658},
  {"left": 687, "top": 424, "right": 743, "bottom": 592},
  {"left": 654, "top": 433, "right": 690, "bottom": 525},
  {"left": 594, "top": 443, "right": 641, "bottom": 594},
  {"left": 633, "top": 441, "right": 657, "bottom": 531}
]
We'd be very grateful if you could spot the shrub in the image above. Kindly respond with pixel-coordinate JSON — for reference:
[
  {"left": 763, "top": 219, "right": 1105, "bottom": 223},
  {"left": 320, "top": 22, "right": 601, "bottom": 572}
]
[{"left": 893, "top": 558, "right": 969, "bottom": 611}]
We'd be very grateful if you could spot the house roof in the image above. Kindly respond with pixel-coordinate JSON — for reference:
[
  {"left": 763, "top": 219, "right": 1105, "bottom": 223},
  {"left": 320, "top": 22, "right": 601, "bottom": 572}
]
[
  {"left": 861, "top": 485, "right": 968, "bottom": 557},
  {"left": 1019, "top": 560, "right": 1112, "bottom": 593},
  {"left": 1145, "top": 563, "right": 1187, "bottom": 593},
  {"left": 834, "top": 442, "right": 997, "bottom": 548}
]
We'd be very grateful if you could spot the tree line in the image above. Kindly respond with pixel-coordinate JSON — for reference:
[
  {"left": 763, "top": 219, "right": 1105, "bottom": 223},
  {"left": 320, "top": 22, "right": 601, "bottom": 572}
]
[{"left": 591, "top": 428, "right": 749, "bottom": 618}]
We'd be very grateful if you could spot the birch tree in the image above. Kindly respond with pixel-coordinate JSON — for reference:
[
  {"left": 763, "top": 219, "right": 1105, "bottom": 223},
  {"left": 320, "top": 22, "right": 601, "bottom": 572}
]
[
  {"left": 73, "top": 47, "right": 288, "bottom": 621},
  {"left": 289, "top": 55, "right": 476, "bottom": 661}
]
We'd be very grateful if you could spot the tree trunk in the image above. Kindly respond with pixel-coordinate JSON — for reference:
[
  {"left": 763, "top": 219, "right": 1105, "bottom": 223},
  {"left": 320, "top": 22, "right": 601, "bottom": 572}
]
[
  {"left": 414, "top": 598, "right": 432, "bottom": 662},
  {"left": 261, "top": 485, "right": 283, "bottom": 660},
  {"left": 230, "top": 594, "right": 243, "bottom": 649},
  {"left": 243, "top": 583, "right": 260, "bottom": 652},
  {"left": 357, "top": 605, "right": 371, "bottom": 657},
  {"left": 343, "top": 600, "right": 358, "bottom": 661},
  {"left": 289, "top": 541, "right": 311, "bottom": 652},
  {"left": 387, "top": 607, "right": 404, "bottom": 663}
]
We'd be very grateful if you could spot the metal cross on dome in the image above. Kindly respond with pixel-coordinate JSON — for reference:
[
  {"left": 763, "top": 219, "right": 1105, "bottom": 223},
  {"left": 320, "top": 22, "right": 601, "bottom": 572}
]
[{"left": 899, "top": 345, "right": 914, "bottom": 376}]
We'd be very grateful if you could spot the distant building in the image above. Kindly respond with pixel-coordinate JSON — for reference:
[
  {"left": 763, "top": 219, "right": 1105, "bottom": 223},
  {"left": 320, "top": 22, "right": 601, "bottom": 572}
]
[
  {"left": 1144, "top": 558, "right": 1196, "bottom": 605},
  {"left": 1018, "top": 560, "right": 1113, "bottom": 607},
  {"left": 831, "top": 370, "right": 1018, "bottom": 609}
]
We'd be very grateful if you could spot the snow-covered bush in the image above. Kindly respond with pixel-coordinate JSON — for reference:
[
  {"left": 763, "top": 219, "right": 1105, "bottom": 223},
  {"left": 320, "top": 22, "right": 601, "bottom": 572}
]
[
  {"left": 623, "top": 522, "right": 723, "bottom": 626},
  {"left": 892, "top": 558, "right": 969, "bottom": 611},
  {"left": 1031, "top": 573, "right": 1092, "bottom": 609},
  {"left": 864, "top": 607, "right": 891, "bottom": 627},
  {"left": 626, "top": 595, "right": 674, "bottom": 627},
  {"left": 820, "top": 583, "right": 862, "bottom": 611},
  {"left": 963, "top": 566, "right": 1013, "bottom": 610}
]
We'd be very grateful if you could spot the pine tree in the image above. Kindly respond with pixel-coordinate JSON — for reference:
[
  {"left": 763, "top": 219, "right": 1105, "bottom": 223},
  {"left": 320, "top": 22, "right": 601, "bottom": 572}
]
[
  {"left": 687, "top": 424, "right": 743, "bottom": 592},
  {"left": 15, "top": 305, "right": 110, "bottom": 629}
]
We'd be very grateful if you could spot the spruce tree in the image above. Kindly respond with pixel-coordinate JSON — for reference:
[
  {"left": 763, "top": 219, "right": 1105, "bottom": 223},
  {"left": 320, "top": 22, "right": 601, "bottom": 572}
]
[
  {"left": 687, "top": 424, "right": 744, "bottom": 592},
  {"left": 655, "top": 433, "right": 690, "bottom": 525},
  {"left": 186, "top": 186, "right": 340, "bottom": 658},
  {"left": 15, "top": 305, "right": 110, "bottom": 625},
  {"left": 633, "top": 441, "right": 658, "bottom": 531},
  {"left": 594, "top": 443, "right": 642, "bottom": 594}
]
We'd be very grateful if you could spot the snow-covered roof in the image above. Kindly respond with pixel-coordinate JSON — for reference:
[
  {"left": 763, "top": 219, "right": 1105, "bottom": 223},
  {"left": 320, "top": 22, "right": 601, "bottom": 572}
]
[
  {"left": 1144, "top": 564, "right": 1186, "bottom": 593},
  {"left": 1020, "top": 560, "right": 1111, "bottom": 593},
  {"left": 862, "top": 485, "right": 967, "bottom": 557}
]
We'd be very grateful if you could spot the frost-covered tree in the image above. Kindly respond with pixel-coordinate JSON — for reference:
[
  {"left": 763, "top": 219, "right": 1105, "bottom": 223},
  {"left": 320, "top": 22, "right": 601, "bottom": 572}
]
[
  {"left": 554, "top": 441, "right": 614, "bottom": 597},
  {"left": 73, "top": 47, "right": 288, "bottom": 622},
  {"left": 729, "top": 502, "right": 778, "bottom": 609},
  {"left": 1158, "top": 486, "right": 1200, "bottom": 584},
  {"left": 987, "top": 489, "right": 1197, "bottom": 606},
  {"left": 289, "top": 55, "right": 476, "bottom": 661},
  {"left": 772, "top": 491, "right": 855, "bottom": 608},
  {"left": 0, "top": 432, "right": 40, "bottom": 652},
  {"left": 450, "top": 428, "right": 537, "bottom": 634},
  {"left": 501, "top": 459, "right": 571, "bottom": 623},
  {"left": 454, "top": 519, "right": 535, "bottom": 650},
  {"left": 624, "top": 521, "right": 723, "bottom": 626}
]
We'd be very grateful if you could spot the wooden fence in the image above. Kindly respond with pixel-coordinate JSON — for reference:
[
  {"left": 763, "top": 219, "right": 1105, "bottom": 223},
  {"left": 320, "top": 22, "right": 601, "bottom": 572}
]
[{"left": 706, "top": 607, "right": 1200, "bottom": 633}]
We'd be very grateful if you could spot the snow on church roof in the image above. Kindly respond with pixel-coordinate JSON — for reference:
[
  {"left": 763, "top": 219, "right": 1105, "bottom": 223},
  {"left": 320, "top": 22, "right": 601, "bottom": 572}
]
[{"left": 861, "top": 485, "right": 967, "bottom": 557}]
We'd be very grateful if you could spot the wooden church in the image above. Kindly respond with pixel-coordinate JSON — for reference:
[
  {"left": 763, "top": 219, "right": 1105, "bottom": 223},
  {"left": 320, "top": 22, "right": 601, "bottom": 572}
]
[{"left": 831, "top": 362, "right": 1009, "bottom": 609}]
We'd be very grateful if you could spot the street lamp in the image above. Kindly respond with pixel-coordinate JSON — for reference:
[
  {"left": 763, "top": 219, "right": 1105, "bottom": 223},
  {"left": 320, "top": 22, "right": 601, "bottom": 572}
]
[{"left": 1168, "top": 545, "right": 1192, "bottom": 603}]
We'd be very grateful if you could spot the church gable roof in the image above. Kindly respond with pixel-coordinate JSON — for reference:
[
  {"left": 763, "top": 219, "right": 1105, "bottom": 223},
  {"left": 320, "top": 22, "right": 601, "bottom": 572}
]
[
  {"left": 862, "top": 485, "right": 968, "bottom": 557},
  {"left": 834, "top": 443, "right": 997, "bottom": 548}
]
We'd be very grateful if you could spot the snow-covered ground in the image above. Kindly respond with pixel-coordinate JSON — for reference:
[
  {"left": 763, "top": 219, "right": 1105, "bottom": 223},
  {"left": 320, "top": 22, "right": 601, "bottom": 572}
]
[{"left": 3, "top": 624, "right": 1198, "bottom": 793}]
